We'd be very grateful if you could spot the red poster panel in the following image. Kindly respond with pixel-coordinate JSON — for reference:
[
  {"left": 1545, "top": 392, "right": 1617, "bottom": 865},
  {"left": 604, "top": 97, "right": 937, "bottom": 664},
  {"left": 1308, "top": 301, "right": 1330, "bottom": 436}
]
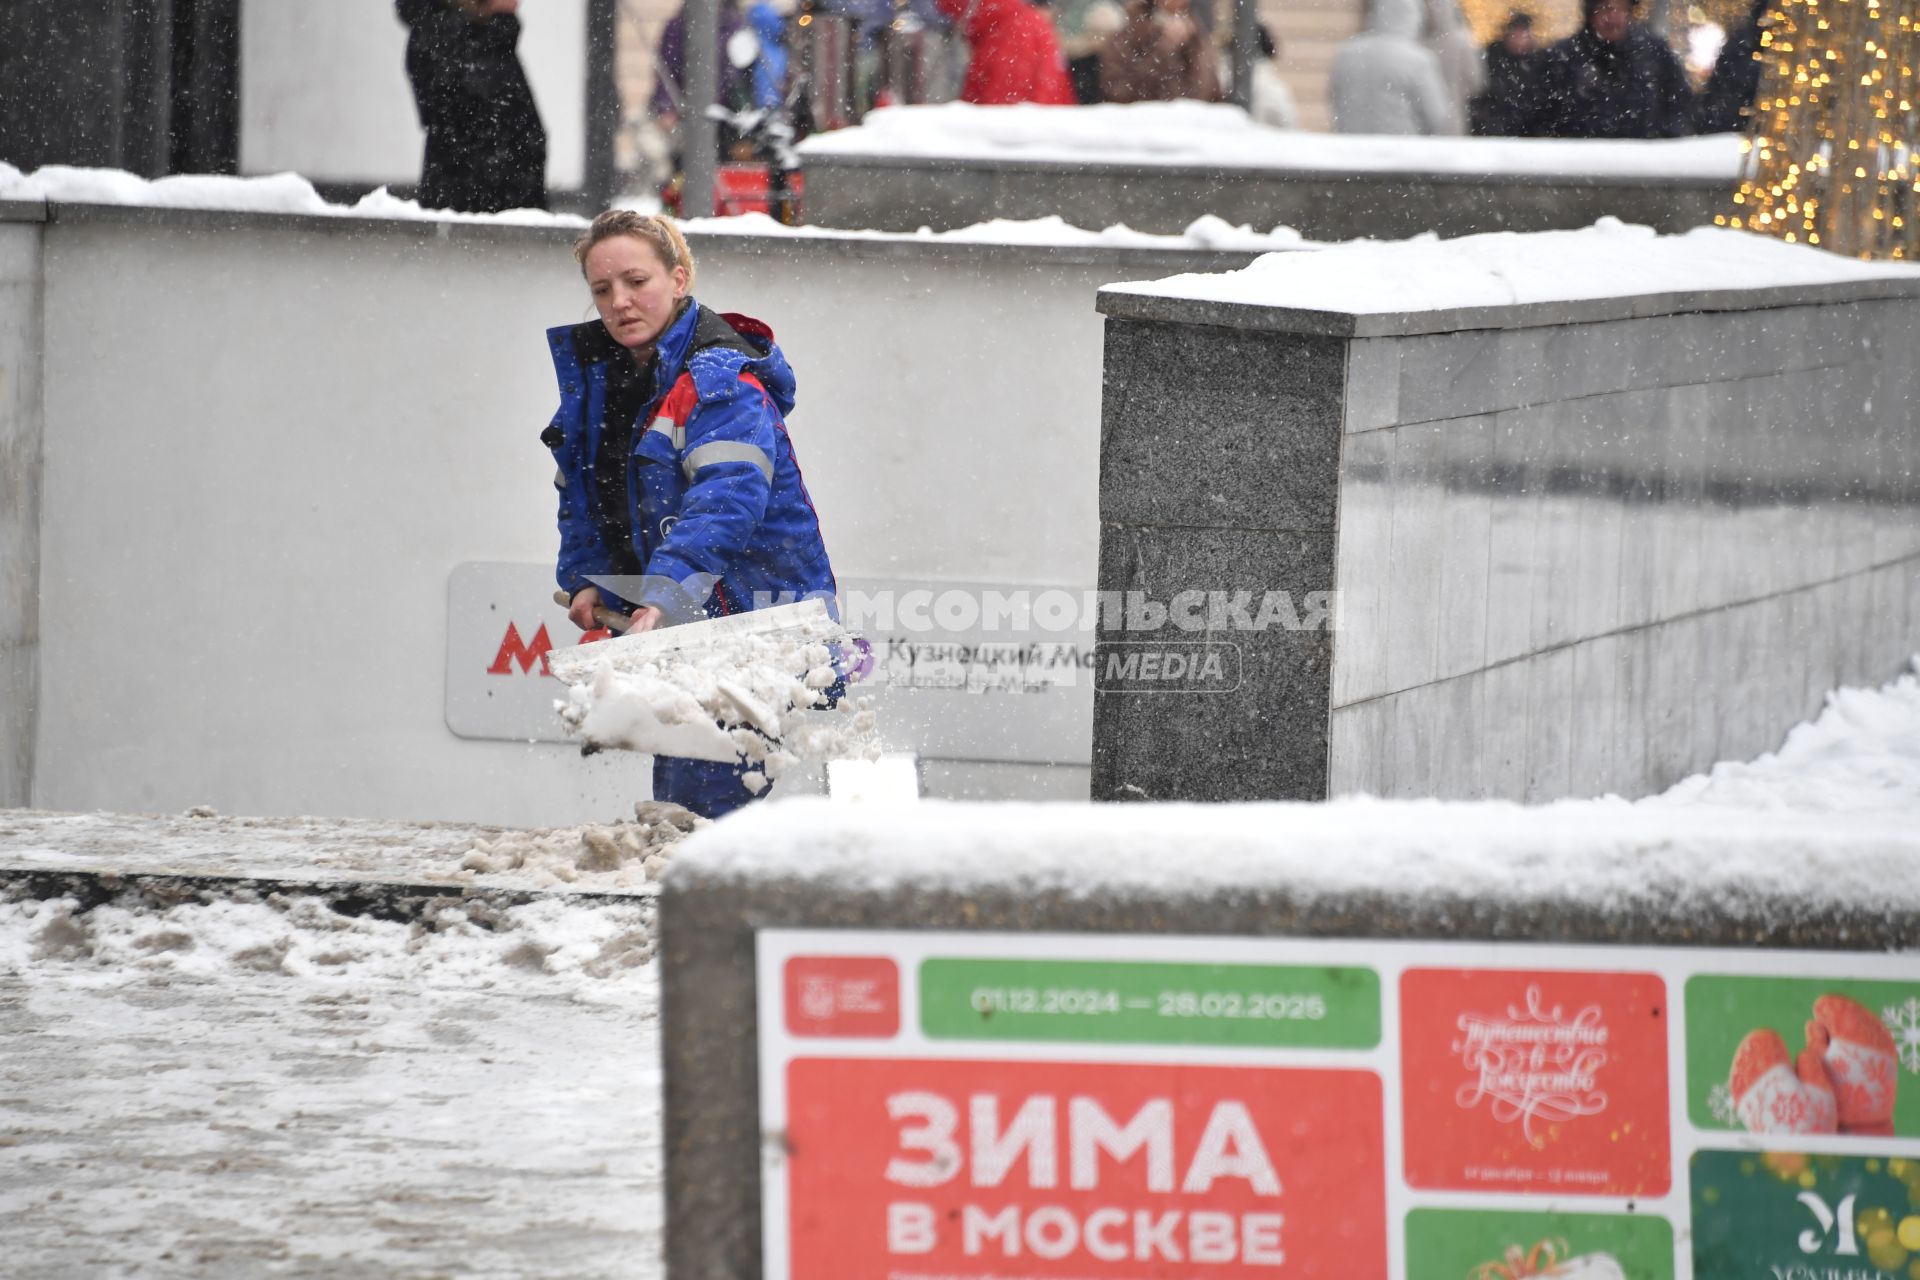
[
  {"left": 1400, "top": 968, "right": 1671, "bottom": 1196},
  {"left": 783, "top": 956, "right": 902, "bottom": 1039},
  {"left": 784, "top": 1057, "right": 1385, "bottom": 1279}
]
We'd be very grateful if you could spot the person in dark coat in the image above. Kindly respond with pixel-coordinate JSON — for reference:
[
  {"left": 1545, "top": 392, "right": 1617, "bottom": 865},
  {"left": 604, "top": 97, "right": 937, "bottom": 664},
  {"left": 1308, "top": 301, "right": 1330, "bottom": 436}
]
[
  {"left": 1469, "top": 11, "right": 1543, "bottom": 136},
  {"left": 1531, "top": 0, "right": 1695, "bottom": 139},
  {"left": 397, "top": 0, "right": 548, "bottom": 212},
  {"left": 1696, "top": 0, "right": 1769, "bottom": 133}
]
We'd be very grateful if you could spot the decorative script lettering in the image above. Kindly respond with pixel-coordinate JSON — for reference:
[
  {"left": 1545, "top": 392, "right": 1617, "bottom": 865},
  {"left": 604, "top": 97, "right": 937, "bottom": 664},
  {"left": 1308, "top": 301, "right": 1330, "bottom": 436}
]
[{"left": 1452, "top": 985, "right": 1610, "bottom": 1145}]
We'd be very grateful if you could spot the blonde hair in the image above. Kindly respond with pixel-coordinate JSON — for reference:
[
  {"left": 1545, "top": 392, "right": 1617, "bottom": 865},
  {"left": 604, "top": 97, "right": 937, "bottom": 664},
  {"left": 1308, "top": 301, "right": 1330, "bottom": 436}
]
[{"left": 573, "top": 209, "right": 697, "bottom": 291}]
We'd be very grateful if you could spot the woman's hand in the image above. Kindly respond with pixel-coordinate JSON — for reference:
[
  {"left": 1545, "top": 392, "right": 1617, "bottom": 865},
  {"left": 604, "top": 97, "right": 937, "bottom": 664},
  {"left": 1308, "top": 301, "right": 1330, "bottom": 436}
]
[
  {"left": 568, "top": 586, "right": 603, "bottom": 632},
  {"left": 628, "top": 606, "right": 666, "bottom": 634}
]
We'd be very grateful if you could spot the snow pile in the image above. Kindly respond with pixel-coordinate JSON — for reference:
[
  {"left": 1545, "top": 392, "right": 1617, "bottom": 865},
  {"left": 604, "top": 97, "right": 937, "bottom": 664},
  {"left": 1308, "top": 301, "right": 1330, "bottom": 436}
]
[
  {"left": 671, "top": 661, "right": 1920, "bottom": 920},
  {"left": 1652, "top": 665, "right": 1920, "bottom": 815},
  {"left": 683, "top": 210, "right": 1307, "bottom": 252},
  {"left": 0, "top": 160, "right": 584, "bottom": 227},
  {"left": 553, "top": 615, "right": 881, "bottom": 787},
  {"left": 1105, "top": 217, "right": 1920, "bottom": 316},
  {"left": 799, "top": 100, "right": 1746, "bottom": 180},
  {"left": 0, "top": 890, "right": 657, "bottom": 992},
  {"left": 460, "top": 800, "right": 706, "bottom": 889}
]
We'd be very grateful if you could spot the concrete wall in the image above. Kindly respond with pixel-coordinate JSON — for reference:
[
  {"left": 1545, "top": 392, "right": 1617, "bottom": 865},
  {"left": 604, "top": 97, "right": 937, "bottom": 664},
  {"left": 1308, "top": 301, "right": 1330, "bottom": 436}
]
[
  {"left": 6, "top": 203, "right": 1253, "bottom": 824},
  {"left": 1326, "top": 299, "right": 1920, "bottom": 800},
  {"left": 1091, "top": 284, "right": 1920, "bottom": 802},
  {"left": 0, "top": 210, "right": 44, "bottom": 808},
  {"left": 238, "top": 0, "right": 587, "bottom": 194},
  {"left": 802, "top": 154, "right": 1731, "bottom": 239}
]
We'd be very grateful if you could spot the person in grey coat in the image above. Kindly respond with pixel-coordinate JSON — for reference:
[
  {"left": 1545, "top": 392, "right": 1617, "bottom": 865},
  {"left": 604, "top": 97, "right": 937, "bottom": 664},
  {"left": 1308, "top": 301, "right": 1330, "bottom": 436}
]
[
  {"left": 1329, "top": 0, "right": 1462, "bottom": 135},
  {"left": 1424, "top": 0, "right": 1486, "bottom": 122}
]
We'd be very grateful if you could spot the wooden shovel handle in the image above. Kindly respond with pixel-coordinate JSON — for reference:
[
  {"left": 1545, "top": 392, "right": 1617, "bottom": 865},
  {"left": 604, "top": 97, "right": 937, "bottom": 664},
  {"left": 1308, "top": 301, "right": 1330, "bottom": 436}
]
[{"left": 552, "top": 589, "right": 632, "bottom": 634}]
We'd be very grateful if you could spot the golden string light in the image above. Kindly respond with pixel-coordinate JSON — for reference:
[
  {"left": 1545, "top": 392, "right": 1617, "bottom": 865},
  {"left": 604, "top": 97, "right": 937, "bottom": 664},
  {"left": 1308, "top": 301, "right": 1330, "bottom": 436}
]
[{"left": 1719, "top": 0, "right": 1919, "bottom": 258}]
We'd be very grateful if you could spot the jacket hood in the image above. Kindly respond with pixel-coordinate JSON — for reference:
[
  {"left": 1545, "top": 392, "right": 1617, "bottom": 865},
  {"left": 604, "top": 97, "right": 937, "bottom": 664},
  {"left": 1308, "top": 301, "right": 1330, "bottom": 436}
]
[
  {"left": 547, "top": 300, "right": 797, "bottom": 419},
  {"left": 1362, "top": 0, "right": 1425, "bottom": 39}
]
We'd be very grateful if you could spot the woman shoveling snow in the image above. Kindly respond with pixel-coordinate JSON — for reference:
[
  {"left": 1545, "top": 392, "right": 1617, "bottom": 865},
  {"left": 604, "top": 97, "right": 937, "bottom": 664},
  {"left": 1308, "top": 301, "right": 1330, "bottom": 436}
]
[{"left": 542, "top": 211, "right": 853, "bottom": 818}]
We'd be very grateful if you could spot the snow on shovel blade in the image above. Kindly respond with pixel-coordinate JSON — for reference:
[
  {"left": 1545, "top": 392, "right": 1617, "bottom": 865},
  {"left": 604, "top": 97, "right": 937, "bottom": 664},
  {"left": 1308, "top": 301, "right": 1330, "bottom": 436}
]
[
  {"left": 545, "top": 598, "right": 835, "bottom": 686},
  {"left": 547, "top": 598, "right": 848, "bottom": 763}
]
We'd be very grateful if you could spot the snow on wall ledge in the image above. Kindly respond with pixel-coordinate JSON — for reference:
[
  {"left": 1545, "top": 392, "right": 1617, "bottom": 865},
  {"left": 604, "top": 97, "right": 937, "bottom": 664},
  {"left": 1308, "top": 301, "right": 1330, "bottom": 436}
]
[
  {"left": 668, "top": 663, "right": 1920, "bottom": 931},
  {"left": 1099, "top": 219, "right": 1920, "bottom": 336},
  {"left": 0, "top": 161, "right": 1303, "bottom": 254},
  {"left": 798, "top": 102, "right": 1747, "bottom": 183}
]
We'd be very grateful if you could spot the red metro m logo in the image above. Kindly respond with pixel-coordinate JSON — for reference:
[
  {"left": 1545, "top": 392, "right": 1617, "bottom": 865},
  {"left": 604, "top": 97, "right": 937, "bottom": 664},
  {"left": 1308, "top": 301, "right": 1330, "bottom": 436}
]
[{"left": 488, "top": 622, "right": 554, "bottom": 677}]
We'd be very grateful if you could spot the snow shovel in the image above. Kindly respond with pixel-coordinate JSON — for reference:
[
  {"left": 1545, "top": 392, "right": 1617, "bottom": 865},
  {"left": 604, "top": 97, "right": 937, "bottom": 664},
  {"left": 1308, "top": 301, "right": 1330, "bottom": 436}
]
[{"left": 544, "top": 590, "right": 837, "bottom": 686}]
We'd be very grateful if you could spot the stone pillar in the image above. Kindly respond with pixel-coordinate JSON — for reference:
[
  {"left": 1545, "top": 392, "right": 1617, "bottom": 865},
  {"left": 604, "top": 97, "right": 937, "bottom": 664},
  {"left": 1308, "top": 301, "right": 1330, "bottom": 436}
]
[{"left": 1091, "top": 310, "right": 1346, "bottom": 801}]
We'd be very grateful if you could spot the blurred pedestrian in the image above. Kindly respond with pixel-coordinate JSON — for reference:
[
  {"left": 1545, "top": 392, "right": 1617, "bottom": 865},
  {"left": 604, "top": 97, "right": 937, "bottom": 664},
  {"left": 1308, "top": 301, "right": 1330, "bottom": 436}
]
[
  {"left": 1098, "top": 0, "right": 1221, "bottom": 103},
  {"left": 1696, "top": 0, "right": 1769, "bottom": 133},
  {"left": 650, "top": 1, "right": 751, "bottom": 141},
  {"left": 1469, "top": 10, "right": 1542, "bottom": 135},
  {"left": 1250, "top": 25, "right": 1300, "bottom": 128},
  {"left": 1424, "top": 0, "right": 1486, "bottom": 122},
  {"left": 1533, "top": 0, "right": 1695, "bottom": 138},
  {"left": 397, "top": 0, "right": 548, "bottom": 212},
  {"left": 1053, "top": 0, "right": 1129, "bottom": 102},
  {"left": 1329, "top": 0, "right": 1461, "bottom": 134},
  {"left": 933, "top": 0, "right": 1077, "bottom": 104}
]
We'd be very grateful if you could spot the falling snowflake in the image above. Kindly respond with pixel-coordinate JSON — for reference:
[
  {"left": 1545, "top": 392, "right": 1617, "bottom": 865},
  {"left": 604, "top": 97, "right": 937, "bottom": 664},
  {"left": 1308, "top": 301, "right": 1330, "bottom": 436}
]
[
  {"left": 1707, "top": 1081, "right": 1739, "bottom": 1125},
  {"left": 1882, "top": 996, "right": 1920, "bottom": 1075}
]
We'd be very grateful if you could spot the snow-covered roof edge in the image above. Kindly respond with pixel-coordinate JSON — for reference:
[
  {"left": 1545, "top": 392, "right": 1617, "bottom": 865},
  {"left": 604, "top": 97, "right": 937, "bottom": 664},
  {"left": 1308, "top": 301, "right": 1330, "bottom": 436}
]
[
  {"left": 0, "top": 163, "right": 1301, "bottom": 263},
  {"left": 798, "top": 102, "right": 1745, "bottom": 186},
  {"left": 1099, "top": 221, "right": 1920, "bottom": 337}
]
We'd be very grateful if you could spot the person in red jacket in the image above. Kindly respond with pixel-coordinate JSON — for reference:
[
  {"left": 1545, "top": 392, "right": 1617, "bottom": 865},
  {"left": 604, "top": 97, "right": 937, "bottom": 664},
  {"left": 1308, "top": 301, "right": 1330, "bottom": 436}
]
[{"left": 935, "top": 0, "right": 1077, "bottom": 104}]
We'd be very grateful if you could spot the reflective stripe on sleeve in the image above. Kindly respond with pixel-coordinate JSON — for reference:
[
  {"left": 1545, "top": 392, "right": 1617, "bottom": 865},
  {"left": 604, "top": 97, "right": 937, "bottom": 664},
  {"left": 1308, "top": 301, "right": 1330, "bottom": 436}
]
[
  {"left": 646, "top": 417, "right": 686, "bottom": 451},
  {"left": 681, "top": 441, "right": 775, "bottom": 483}
]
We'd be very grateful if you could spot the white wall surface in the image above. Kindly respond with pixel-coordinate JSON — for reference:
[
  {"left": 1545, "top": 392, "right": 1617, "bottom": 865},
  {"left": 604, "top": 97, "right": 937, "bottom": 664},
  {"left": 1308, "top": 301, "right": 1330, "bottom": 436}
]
[
  {"left": 239, "top": 0, "right": 587, "bottom": 192},
  {"left": 23, "top": 215, "right": 1175, "bottom": 825}
]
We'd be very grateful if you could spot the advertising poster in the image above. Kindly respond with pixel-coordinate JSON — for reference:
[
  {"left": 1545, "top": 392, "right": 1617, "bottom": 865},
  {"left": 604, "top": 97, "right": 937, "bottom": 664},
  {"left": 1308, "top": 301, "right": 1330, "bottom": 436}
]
[
  {"left": 754, "top": 932, "right": 1919, "bottom": 1280},
  {"left": 1690, "top": 1150, "right": 1920, "bottom": 1274},
  {"left": 1403, "top": 1208, "right": 1675, "bottom": 1280},
  {"left": 1685, "top": 975, "right": 1920, "bottom": 1140},
  {"left": 1401, "top": 969, "right": 1671, "bottom": 1197},
  {"left": 784, "top": 1057, "right": 1384, "bottom": 1279}
]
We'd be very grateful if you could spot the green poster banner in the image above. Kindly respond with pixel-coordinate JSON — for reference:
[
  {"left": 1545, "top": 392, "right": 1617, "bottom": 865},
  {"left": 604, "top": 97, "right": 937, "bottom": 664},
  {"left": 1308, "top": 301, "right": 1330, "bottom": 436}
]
[
  {"left": 1686, "top": 975, "right": 1920, "bottom": 1138},
  {"left": 1691, "top": 1150, "right": 1920, "bottom": 1275},
  {"left": 1404, "top": 1208, "right": 1674, "bottom": 1280},
  {"left": 918, "top": 956, "right": 1380, "bottom": 1048}
]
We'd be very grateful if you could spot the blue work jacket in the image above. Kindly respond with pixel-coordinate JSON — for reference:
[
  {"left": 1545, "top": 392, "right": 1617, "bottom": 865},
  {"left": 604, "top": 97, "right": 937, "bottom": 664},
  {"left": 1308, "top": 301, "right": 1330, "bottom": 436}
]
[{"left": 544, "top": 300, "right": 836, "bottom": 621}]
